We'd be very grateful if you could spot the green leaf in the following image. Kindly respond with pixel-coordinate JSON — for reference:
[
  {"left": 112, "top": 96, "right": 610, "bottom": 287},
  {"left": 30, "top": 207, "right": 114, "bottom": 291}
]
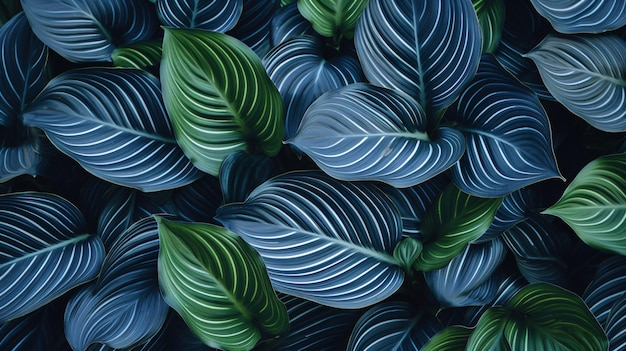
[
  {"left": 112, "top": 40, "right": 162, "bottom": 70},
  {"left": 422, "top": 326, "right": 472, "bottom": 351},
  {"left": 393, "top": 237, "right": 423, "bottom": 272},
  {"left": 161, "top": 28, "right": 284, "bottom": 175},
  {"left": 155, "top": 217, "right": 289, "bottom": 351},
  {"left": 543, "top": 153, "right": 626, "bottom": 255},
  {"left": 414, "top": 184, "right": 502, "bottom": 271},
  {"left": 467, "top": 283, "right": 608, "bottom": 351},
  {"left": 472, "top": 0, "right": 505, "bottom": 53},
  {"left": 297, "top": 0, "right": 369, "bottom": 42}
]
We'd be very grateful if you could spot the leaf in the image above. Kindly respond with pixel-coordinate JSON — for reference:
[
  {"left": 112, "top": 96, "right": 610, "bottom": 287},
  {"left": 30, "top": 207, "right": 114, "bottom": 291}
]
[
  {"left": 583, "top": 256, "right": 626, "bottom": 327},
  {"left": 228, "top": 0, "right": 279, "bottom": 57},
  {"left": 270, "top": 2, "right": 317, "bottom": 46},
  {"left": 65, "top": 217, "right": 169, "bottom": 350},
  {"left": 0, "top": 301, "right": 69, "bottom": 351},
  {"left": 467, "top": 283, "right": 608, "bottom": 351},
  {"left": 157, "top": 0, "right": 243, "bottom": 31},
  {"left": 21, "top": 68, "right": 202, "bottom": 192},
  {"left": 605, "top": 292, "right": 626, "bottom": 351},
  {"left": 161, "top": 28, "right": 284, "bottom": 175},
  {"left": 463, "top": 270, "right": 527, "bottom": 326},
  {"left": 354, "top": 0, "right": 481, "bottom": 117},
  {"left": 393, "top": 237, "right": 423, "bottom": 272},
  {"left": 543, "top": 153, "right": 626, "bottom": 254},
  {"left": 415, "top": 183, "right": 502, "bottom": 271},
  {"left": 424, "top": 238, "right": 506, "bottom": 307},
  {"left": 263, "top": 35, "right": 364, "bottom": 139},
  {"left": 525, "top": 34, "right": 626, "bottom": 132},
  {"left": 297, "top": 0, "right": 369, "bottom": 41},
  {"left": 422, "top": 326, "right": 472, "bottom": 351},
  {"left": 472, "top": 0, "right": 505, "bottom": 53},
  {"left": 530, "top": 0, "right": 626, "bottom": 34},
  {"left": 112, "top": 40, "right": 163, "bottom": 70},
  {"left": 474, "top": 188, "right": 537, "bottom": 243},
  {"left": 0, "top": 192, "right": 105, "bottom": 322},
  {"left": 347, "top": 302, "right": 441, "bottom": 351},
  {"left": 452, "top": 55, "right": 562, "bottom": 197},
  {"left": 0, "top": 0, "right": 21, "bottom": 27},
  {"left": 156, "top": 217, "right": 289, "bottom": 351},
  {"left": 219, "top": 151, "right": 282, "bottom": 204},
  {"left": 216, "top": 171, "right": 405, "bottom": 309},
  {"left": 22, "top": 0, "right": 159, "bottom": 63},
  {"left": 287, "top": 83, "right": 465, "bottom": 187}
]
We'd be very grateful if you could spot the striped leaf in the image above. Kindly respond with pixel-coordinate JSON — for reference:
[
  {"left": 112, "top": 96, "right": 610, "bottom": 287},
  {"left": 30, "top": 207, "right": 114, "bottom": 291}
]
[
  {"left": 415, "top": 183, "right": 503, "bottom": 271},
  {"left": 219, "top": 151, "right": 282, "bottom": 204},
  {"left": 297, "top": 0, "right": 369, "bottom": 42},
  {"left": 216, "top": 171, "right": 406, "bottom": 309},
  {"left": 347, "top": 302, "right": 441, "bottom": 351},
  {"left": 475, "top": 188, "right": 537, "bottom": 243},
  {"left": 65, "top": 217, "right": 169, "bottom": 350},
  {"left": 424, "top": 238, "right": 506, "bottom": 307},
  {"left": 112, "top": 40, "right": 163, "bottom": 70},
  {"left": 605, "top": 292, "right": 626, "bottom": 351},
  {"left": 0, "top": 192, "right": 105, "bottom": 322},
  {"left": 263, "top": 35, "right": 364, "bottom": 139},
  {"left": 227, "top": 0, "right": 279, "bottom": 57},
  {"left": 354, "top": 0, "right": 481, "bottom": 118},
  {"left": 0, "top": 144, "right": 43, "bottom": 183},
  {"left": 156, "top": 217, "right": 289, "bottom": 351},
  {"left": 530, "top": 0, "right": 626, "bottom": 34},
  {"left": 0, "top": 302, "right": 69, "bottom": 351},
  {"left": 288, "top": 83, "right": 465, "bottom": 187},
  {"left": 543, "top": 153, "right": 626, "bottom": 255},
  {"left": 452, "top": 55, "right": 562, "bottom": 197},
  {"left": 157, "top": 0, "right": 243, "bottom": 31},
  {"left": 525, "top": 34, "right": 626, "bottom": 132},
  {"left": 422, "top": 326, "right": 472, "bottom": 351},
  {"left": 270, "top": 2, "right": 317, "bottom": 46},
  {"left": 472, "top": 0, "right": 505, "bottom": 53},
  {"left": 21, "top": 68, "right": 202, "bottom": 192},
  {"left": 467, "top": 283, "right": 608, "bottom": 351},
  {"left": 22, "top": 0, "right": 158, "bottom": 63},
  {"left": 463, "top": 270, "right": 527, "bottom": 326},
  {"left": 584, "top": 256, "right": 626, "bottom": 327},
  {"left": 161, "top": 28, "right": 284, "bottom": 175}
]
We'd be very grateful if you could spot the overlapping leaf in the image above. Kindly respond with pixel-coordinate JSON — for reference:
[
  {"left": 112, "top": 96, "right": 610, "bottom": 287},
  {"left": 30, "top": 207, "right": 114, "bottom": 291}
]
[
  {"left": 216, "top": 171, "right": 405, "bottom": 309},
  {"left": 228, "top": 0, "right": 279, "bottom": 56},
  {"left": 288, "top": 83, "right": 465, "bottom": 187},
  {"left": 0, "top": 192, "right": 105, "bottom": 322},
  {"left": 463, "top": 270, "right": 527, "bottom": 326},
  {"left": 583, "top": 256, "right": 626, "bottom": 327},
  {"left": 530, "top": 0, "right": 626, "bottom": 34},
  {"left": 22, "top": 0, "right": 158, "bottom": 62},
  {"left": 65, "top": 217, "right": 169, "bottom": 350},
  {"left": 161, "top": 28, "right": 284, "bottom": 175},
  {"left": 526, "top": 34, "right": 626, "bottom": 132},
  {"left": 0, "top": 302, "right": 69, "bottom": 350},
  {"left": 354, "top": 0, "right": 481, "bottom": 117},
  {"left": 543, "top": 153, "right": 626, "bottom": 255},
  {"left": 219, "top": 151, "right": 282, "bottom": 204},
  {"left": 21, "top": 68, "right": 202, "bottom": 192},
  {"left": 112, "top": 40, "right": 163, "bottom": 70},
  {"left": 472, "top": 0, "right": 505, "bottom": 53},
  {"left": 297, "top": 0, "right": 369, "bottom": 41},
  {"left": 422, "top": 326, "right": 472, "bottom": 351},
  {"left": 156, "top": 217, "right": 289, "bottom": 351},
  {"left": 157, "top": 0, "right": 243, "bottom": 31},
  {"left": 452, "top": 55, "right": 561, "bottom": 197},
  {"left": 270, "top": 2, "right": 317, "bottom": 45},
  {"left": 605, "top": 292, "right": 626, "bottom": 351},
  {"left": 475, "top": 188, "right": 536, "bottom": 243}
]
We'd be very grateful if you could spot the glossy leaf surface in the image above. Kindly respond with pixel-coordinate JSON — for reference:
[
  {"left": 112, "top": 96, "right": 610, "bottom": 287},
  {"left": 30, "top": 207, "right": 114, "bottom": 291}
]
[
  {"left": 157, "top": 0, "right": 243, "bottom": 31},
  {"left": 584, "top": 256, "right": 626, "bottom": 327},
  {"left": 472, "top": 0, "right": 505, "bottom": 53},
  {"left": 422, "top": 326, "right": 472, "bottom": 351},
  {"left": 530, "top": 0, "right": 626, "bottom": 34},
  {"left": 112, "top": 40, "right": 162, "bottom": 70},
  {"left": 297, "top": 0, "right": 369, "bottom": 41}
]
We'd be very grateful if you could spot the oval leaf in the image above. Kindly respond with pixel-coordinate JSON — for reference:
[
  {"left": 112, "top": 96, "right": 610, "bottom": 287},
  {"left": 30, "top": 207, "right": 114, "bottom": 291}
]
[
  {"left": 216, "top": 171, "right": 405, "bottom": 309},
  {"left": 584, "top": 256, "right": 626, "bottom": 327},
  {"left": 156, "top": 217, "right": 289, "bottom": 351},
  {"left": 112, "top": 40, "right": 163, "bottom": 70},
  {"left": 21, "top": 68, "right": 202, "bottom": 192},
  {"left": 525, "top": 34, "right": 626, "bottom": 132},
  {"left": 543, "top": 153, "right": 626, "bottom": 254},
  {"left": 161, "top": 28, "right": 284, "bottom": 175},
  {"left": 288, "top": 83, "right": 465, "bottom": 187},
  {"left": 422, "top": 326, "right": 472, "bottom": 351},
  {"left": 452, "top": 55, "right": 562, "bottom": 197},
  {"left": 530, "top": 0, "right": 626, "bottom": 34},
  {"left": 219, "top": 151, "right": 282, "bottom": 204},
  {"left": 355, "top": 0, "right": 481, "bottom": 117},
  {"left": 473, "top": 0, "right": 505, "bottom": 53},
  {"left": 157, "top": 0, "right": 243, "bottom": 31},
  {"left": 0, "top": 192, "right": 105, "bottom": 322},
  {"left": 297, "top": 0, "right": 369, "bottom": 41}
]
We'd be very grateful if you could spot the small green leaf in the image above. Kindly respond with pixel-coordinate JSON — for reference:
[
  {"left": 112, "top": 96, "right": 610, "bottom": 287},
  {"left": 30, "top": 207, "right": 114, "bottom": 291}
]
[
  {"left": 543, "top": 153, "right": 626, "bottom": 255},
  {"left": 472, "top": 0, "right": 505, "bottom": 53},
  {"left": 466, "top": 308, "right": 511, "bottom": 350},
  {"left": 112, "top": 40, "right": 162, "bottom": 69},
  {"left": 393, "top": 237, "right": 422, "bottom": 272},
  {"left": 422, "top": 326, "right": 473, "bottom": 351},
  {"left": 161, "top": 28, "right": 284, "bottom": 175},
  {"left": 297, "top": 0, "right": 369, "bottom": 42},
  {"left": 414, "top": 184, "right": 502, "bottom": 271},
  {"left": 156, "top": 217, "right": 289, "bottom": 351}
]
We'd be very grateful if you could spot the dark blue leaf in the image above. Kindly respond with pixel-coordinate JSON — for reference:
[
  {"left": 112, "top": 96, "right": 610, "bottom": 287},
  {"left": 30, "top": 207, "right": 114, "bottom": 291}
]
[
  {"left": 0, "top": 302, "right": 69, "bottom": 350},
  {"left": 474, "top": 188, "right": 537, "bottom": 243},
  {"left": 157, "top": 0, "right": 243, "bottom": 31},
  {"left": 530, "top": 0, "right": 626, "bottom": 34},
  {"left": 219, "top": 151, "right": 282, "bottom": 204},
  {"left": 228, "top": 0, "right": 279, "bottom": 57},
  {"left": 584, "top": 256, "right": 626, "bottom": 327},
  {"left": 0, "top": 192, "right": 105, "bottom": 322},
  {"left": 22, "top": 68, "right": 203, "bottom": 192},
  {"left": 97, "top": 187, "right": 136, "bottom": 250},
  {"left": 605, "top": 292, "right": 626, "bottom": 351},
  {"left": 270, "top": 2, "right": 316, "bottom": 46}
]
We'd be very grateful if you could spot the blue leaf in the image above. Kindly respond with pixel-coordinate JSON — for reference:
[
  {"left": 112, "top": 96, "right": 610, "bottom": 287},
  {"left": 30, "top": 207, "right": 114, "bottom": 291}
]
[
  {"left": 354, "top": 0, "right": 481, "bottom": 118},
  {"left": 270, "top": 2, "right": 316, "bottom": 46},
  {"left": 219, "top": 151, "right": 282, "bottom": 204},
  {"left": 65, "top": 217, "right": 169, "bottom": 350},
  {"left": 21, "top": 68, "right": 203, "bottom": 192},
  {"left": 288, "top": 83, "right": 465, "bottom": 187},
  {"left": 451, "top": 55, "right": 562, "bottom": 197},
  {"left": 474, "top": 188, "right": 537, "bottom": 243},
  {"left": 0, "top": 192, "right": 105, "bottom": 322},
  {"left": 530, "top": 0, "right": 626, "bottom": 34},
  {"left": 228, "top": 0, "right": 278, "bottom": 57},
  {"left": 216, "top": 171, "right": 405, "bottom": 309},
  {"left": 584, "top": 256, "right": 626, "bottom": 327},
  {"left": 463, "top": 270, "right": 527, "bottom": 326},
  {"left": 157, "top": 0, "right": 243, "bottom": 31},
  {"left": 0, "top": 302, "right": 69, "bottom": 350},
  {"left": 604, "top": 292, "right": 626, "bottom": 351}
]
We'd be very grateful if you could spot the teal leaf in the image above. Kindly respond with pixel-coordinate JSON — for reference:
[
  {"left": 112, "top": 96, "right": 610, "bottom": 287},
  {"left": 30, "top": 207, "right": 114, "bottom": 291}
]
[
  {"left": 288, "top": 83, "right": 465, "bottom": 187},
  {"left": 228, "top": 0, "right": 279, "bottom": 57},
  {"left": 21, "top": 68, "right": 202, "bottom": 192},
  {"left": 393, "top": 237, "right": 423, "bottom": 272},
  {"left": 472, "top": 0, "right": 505, "bottom": 53},
  {"left": 584, "top": 256, "right": 626, "bottom": 327},
  {"left": 112, "top": 40, "right": 163, "bottom": 70},
  {"left": 297, "top": 0, "right": 369, "bottom": 41},
  {"left": 216, "top": 171, "right": 405, "bottom": 309},
  {"left": 0, "top": 192, "right": 105, "bottom": 322},
  {"left": 525, "top": 34, "right": 626, "bottom": 132},
  {"left": 530, "top": 0, "right": 626, "bottom": 34},
  {"left": 218, "top": 151, "right": 282, "bottom": 204},
  {"left": 354, "top": 0, "right": 481, "bottom": 117},
  {"left": 157, "top": 0, "right": 243, "bottom": 31}
]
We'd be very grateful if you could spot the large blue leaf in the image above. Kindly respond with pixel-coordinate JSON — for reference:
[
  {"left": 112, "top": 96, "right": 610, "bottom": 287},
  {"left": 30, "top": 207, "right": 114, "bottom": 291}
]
[
  {"left": 216, "top": 171, "right": 405, "bottom": 309},
  {"left": 354, "top": 0, "right": 481, "bottom": 118},
  {"left": 21, "top": 68, "right": 202, "bottom": 192},
  {"left": 264, "top": 35, "right": 364, "bottom": 139},
  {"left": 228, "top": 0, "right": 278, "bottom": 57},
  {"left": 474, "top": 188, "right": 537, "bottom": 243},
  {"left": 157, "top": 0, "right": 243, "bottom": 31},
  {"left": 288, "top": 83, "right": 465, "bottom": 187},
  {"left": 0, "top": 192, "right": 105, "bottom": 322},
  {"left": 530, "top": 0, "right": 626, "bottom": 34},
  {"left": 451, "top": 55, "right": 562, "bottom": 197},
  {"left": 584, "top": 256, "right": 626, "bottom": 327},
  {"left": 0, "top": 301, "right": 69, "bottom": 350},
  {"left": 219, "top": 151, "right": 282, "bottom": 204},
  {"left": 65, "top": 217, "right": 169, "bottom": 350},
  {"left": 270, "top": 2, "right": 316, "bottom": 46}
]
